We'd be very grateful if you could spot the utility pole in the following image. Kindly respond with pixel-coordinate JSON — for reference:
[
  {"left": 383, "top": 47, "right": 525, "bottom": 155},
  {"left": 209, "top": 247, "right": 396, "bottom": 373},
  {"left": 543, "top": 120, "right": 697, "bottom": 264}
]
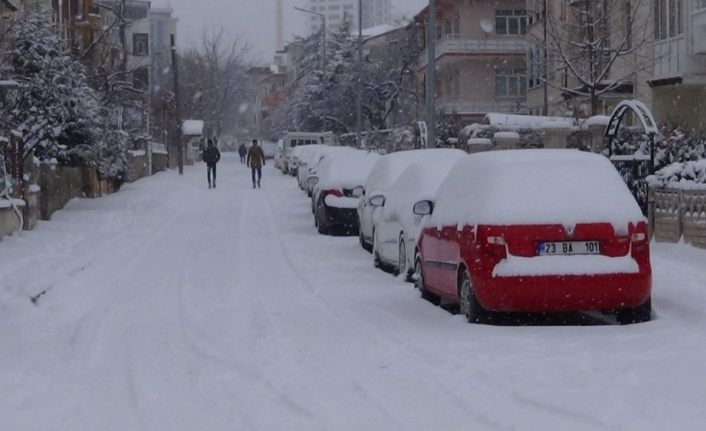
[
  {"left": 170, "top": 34, "right": 184, "bottom": 175},
  {"left": 356, "top": 0, "right": 363, "bottom": 148},
  {"left": 425, "top": 0, "right": 437, "bottom": 148},
  {"left": 543, "top": 0, "right": 548, "bottom": 116}
]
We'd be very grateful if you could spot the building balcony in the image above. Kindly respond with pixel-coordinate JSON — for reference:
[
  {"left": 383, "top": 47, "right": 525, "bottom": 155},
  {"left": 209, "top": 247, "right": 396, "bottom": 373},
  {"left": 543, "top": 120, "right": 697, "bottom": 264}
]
[
  {"left": 419, "top": 35, "right": 526, "bottom": 67},
  {"left": 437, "top": 99, "right": 527, "bottom": 116}
]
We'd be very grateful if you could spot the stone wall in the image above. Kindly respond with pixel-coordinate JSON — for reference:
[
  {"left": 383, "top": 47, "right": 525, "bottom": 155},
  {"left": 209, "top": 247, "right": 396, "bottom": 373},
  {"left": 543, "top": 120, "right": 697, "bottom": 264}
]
[
  {"left": 0, "top": 201, "right": 24, "bottom": 240},
  {"left": 129, "top": 152, "right": 148, "bottom": 182},
  {"left": 38, "top": 164, "right": 86, "bottom": 220},
  {"left": 650, "top": 186, "right": 706, "bottom": 249},
  {"left": 152, "top": 153, "right": 168, "bottom": 174}
]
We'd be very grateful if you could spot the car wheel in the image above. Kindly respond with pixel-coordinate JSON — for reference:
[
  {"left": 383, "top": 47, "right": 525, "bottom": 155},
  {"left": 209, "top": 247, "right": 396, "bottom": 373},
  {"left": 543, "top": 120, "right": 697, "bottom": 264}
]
[
  {"left": 372, "top": 230, "right": 382, "bottom": 268},
  {"left": 317, "top": 219, "right": 328, "bottom": 235},
  {"left": 615, "top": 297, "right": 652, "bottom": 324},
  {"left": 415, "top": 258, "right": 439, "bottom": 305},
  {"left": 459, "top": 269, "right": 485, "bottom": 324},
  {"left": 395, "top": 236, "right": 407, "bottom": 277}
]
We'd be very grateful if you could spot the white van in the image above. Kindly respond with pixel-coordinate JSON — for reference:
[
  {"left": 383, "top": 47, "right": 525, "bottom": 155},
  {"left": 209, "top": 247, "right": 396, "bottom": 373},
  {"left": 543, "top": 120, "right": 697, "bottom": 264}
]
[{"left": 281, "top": 132, "right": 336, "bottom": 175}]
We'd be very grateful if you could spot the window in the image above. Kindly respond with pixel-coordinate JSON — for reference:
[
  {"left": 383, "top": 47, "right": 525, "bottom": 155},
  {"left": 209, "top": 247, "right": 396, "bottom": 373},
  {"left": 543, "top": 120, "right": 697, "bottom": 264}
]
[
  {"left": 133, "top": 33, "right": 149, "bottom": 56},
  {"left": 495, "top": 10, "right": 527, "bottom": 35},
  {"left": 495, "top": 68, "right": 527, "bottom": 97},
  {"left": 528, "top": 46, "right": 543, "bottom": 89},
  {"left": 655, "top": 0, "right": 684, "bottom": 40}
]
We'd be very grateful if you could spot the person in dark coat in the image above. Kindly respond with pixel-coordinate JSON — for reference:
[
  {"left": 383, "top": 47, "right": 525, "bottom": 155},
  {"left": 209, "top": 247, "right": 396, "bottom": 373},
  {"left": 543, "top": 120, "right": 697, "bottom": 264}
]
[
  {"left": 238, "top": 143, "right": 247, "bottom": 164},
  {"left": 247, "top": 139, "right": 266, "bottom": 189},
  {"left": 202, "top": 138, "right": 221, "bottom": 189}
]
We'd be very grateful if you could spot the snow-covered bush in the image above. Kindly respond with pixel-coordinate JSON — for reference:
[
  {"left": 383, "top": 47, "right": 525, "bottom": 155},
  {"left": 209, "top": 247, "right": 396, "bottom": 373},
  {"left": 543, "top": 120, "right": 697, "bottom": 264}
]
[
  {"left": 648, "top": 160, "right": 706, "bottom": 187},
  {"left": 0, "top": 13, "right": 130, "bottom": 183}
]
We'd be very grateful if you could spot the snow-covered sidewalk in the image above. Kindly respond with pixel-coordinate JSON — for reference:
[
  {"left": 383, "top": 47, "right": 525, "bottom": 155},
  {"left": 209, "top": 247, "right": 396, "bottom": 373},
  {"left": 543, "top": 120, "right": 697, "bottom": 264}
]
[{"left": 1, "top": 153, "right": 705, "bottom": 430}]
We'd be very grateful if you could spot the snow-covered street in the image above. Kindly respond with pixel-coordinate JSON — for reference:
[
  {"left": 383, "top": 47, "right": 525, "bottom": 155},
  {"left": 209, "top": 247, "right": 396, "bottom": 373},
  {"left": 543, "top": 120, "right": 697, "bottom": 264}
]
[{"left": 1, "top": 153, "right": 706, "bottom": 431}]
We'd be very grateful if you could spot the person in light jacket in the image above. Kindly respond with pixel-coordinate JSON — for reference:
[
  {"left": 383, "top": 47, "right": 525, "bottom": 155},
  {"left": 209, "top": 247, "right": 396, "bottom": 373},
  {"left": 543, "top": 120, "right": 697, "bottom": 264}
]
[
  {"left": 202, "top": 138, "right": 221, "bottom": 189},
  {"left": 247, "top": 139, "right": 266, "bottom": 189}
]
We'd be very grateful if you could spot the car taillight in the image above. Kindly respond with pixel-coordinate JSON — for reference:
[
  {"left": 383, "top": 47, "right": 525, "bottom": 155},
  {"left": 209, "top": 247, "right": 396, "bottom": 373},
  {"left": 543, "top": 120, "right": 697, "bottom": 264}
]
[
  {"left": 630, "top": 223, "right": 649, "bottom": 256},
  {"left": 484, "top": 236, "right": 507, "bottom": 258},
  {"left": 487, "top": 236, "right": 506, "bottom": 246},
  {"left": 631, "top": 232, "right": 647, "bottom": 243},
  {"left": 324, "top": 189, "right": 343, "bottom": 198}
]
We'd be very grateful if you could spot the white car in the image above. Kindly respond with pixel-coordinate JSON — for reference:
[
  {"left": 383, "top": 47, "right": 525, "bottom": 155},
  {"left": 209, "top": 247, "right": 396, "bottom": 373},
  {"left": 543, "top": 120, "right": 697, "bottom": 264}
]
[
  {"left": 358, "top": 149, "right": 466, "bottom": 253},
  {"left": 368, "top": 151, "right": 467, "bottom": 279},
  {"left": 308, "top": 147, "right": 379, "bottom": 235},
  {"left": 296, "top": 144, "right": 331, "bottom": 192},
  {"left": 274, "top": 140, "right": 285, "bottom": 171}
]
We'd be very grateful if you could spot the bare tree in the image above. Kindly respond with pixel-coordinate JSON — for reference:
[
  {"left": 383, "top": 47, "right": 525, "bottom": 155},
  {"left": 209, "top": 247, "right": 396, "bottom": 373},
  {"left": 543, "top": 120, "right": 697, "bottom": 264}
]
[
  {"left": 542, "top": 0, "right": 653, "bottom": 115},
  {"left": 180, "top": 27, "right": 252, "bottom": 137}
]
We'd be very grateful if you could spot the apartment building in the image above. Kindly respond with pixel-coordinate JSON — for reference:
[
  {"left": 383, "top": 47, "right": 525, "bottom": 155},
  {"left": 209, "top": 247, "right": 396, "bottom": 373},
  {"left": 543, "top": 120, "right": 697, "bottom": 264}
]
[
  {"left": 416, "top": 0, "right": 528, "bottom": 123},
  {"left": 305, "top": 0, "right": 391, "bottom": 34},
  {"left": 525, "top": 0, "right": 650, "bottom": 117},
  {"left": 149, "top": 7, "right": 177, "bottom": 94},
  {"left": 650, "top": 0, "right": 706, "bottom": 126}
]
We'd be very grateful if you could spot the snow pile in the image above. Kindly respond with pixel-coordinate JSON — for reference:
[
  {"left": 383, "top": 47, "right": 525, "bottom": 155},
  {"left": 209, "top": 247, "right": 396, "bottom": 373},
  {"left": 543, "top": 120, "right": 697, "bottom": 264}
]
[
  {"left": 429, "top": 150, "right": 645, "bottom": 231},
  {"left": 493, "top": 254, "right": 639, "bottom": 277},
  {"left": 182, "top": 120, "right": 204, "bottom": 136},
  {"left": 493, "top": 131, "right": 520, "bottom": 140},
  {"left": 648, "top": 160, "right": 706, "bottom": 189},
  {"left": 325, "top": 195, "right": 360, "bottom": 209},
  {"left": 582, "top": 115, "right": 611, "bottom": 129},
  {"left": 467, "top": 138, "right": 492, "bottom": 146},
  {"left": 484, "top": 113, "right": 575, "bottom": 130},
  {"left": 0, "top": 198, "right": 26, "bottom": 208}
]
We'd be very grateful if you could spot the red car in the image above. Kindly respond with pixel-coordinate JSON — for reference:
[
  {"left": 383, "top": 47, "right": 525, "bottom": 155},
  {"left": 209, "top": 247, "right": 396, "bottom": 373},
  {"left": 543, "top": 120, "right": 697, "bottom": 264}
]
[{"left": 413, "top": 150, "right": 652, "bottom": 324}]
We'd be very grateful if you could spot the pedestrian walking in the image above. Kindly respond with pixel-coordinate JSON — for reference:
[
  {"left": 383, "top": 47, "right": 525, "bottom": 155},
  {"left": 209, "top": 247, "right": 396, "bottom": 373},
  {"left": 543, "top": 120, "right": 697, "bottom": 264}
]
[
  {"left": 247, "top": 139, "right": 266, "bottom": 189},
  {"left": 238, "top": 143, "right": 247, "bottom": 164},
  {"left": 202, "top": 138, "right": 221, "bottom": 189}
]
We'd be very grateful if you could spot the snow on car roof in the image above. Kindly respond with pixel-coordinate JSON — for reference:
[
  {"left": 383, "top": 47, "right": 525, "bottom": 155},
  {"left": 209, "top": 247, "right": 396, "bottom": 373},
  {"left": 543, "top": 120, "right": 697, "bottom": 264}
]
[
  {"left": 429, "top": 149, "right": 645, "bottom": 231},
  {"left": 383, "top": 151, "right": 468, "bottom": 238},
  {"left": 365, "top": 149, "right": 464, "bottom": 195},
  {"left": 298, "top": 144, "right": 332, "bottom": 165},
  {"left": 317, "top": 147, "right": 380, "bottom": 190}
]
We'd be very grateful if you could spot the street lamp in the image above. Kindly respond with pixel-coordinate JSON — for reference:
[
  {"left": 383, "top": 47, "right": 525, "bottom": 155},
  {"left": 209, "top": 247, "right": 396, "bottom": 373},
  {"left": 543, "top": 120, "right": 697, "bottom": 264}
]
[
  {"left": 294, "top": 6, "right": 326, "bottom": 70},
  {"left": 425, "top": 0, "right": 436, "bottom": 148},
  {"left": 356, "top": 0, "right": 363, "bottom": 148}
]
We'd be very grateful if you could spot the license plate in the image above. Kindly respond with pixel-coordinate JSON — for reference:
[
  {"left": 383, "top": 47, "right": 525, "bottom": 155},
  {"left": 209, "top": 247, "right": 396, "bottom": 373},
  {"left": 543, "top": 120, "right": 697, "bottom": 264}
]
[{"left": 538, "top": 241, "right": 601, "bottom": 256}]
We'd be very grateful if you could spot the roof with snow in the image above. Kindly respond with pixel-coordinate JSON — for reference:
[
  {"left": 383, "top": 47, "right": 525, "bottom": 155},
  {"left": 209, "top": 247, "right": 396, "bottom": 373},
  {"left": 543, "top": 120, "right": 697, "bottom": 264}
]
[
  {"left": 483, "top": 113, "right": 574, "bottom": 130},
  {"left": 362, "top": 24, "right": 404, "bottom": 40}
]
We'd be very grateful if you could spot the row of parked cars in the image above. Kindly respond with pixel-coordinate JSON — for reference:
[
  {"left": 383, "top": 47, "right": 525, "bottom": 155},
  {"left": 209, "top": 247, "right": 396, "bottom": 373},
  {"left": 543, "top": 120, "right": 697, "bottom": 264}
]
[{"left": 280, "top": 143, "right": 653, "bottom": 325}]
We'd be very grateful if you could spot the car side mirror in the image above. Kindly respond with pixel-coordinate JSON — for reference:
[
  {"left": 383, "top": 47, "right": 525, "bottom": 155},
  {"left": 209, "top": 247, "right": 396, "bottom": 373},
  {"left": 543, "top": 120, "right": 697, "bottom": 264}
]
[
  {"left": 413, "top": 200, "right": 434, "bottom": 216},
  {"left": 307, "top": 176, "right": 319, "bottom": 187},
  {"left": 351, "top": 186, "right": 365, "bottom": 198},
  {"left": 368, "top": 194, "right": 385, "bottom": 207}
]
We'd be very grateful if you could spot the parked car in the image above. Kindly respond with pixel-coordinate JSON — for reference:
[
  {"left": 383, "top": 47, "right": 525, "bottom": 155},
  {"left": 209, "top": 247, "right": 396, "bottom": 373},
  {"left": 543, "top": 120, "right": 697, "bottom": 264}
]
[
  {"left": 414, "top": 150, "right": 652, "bottom": 324},
  {"left": 358, "top": 149, "right": 454, "bottom": 253},
  {"left": 281, "top": 131, "right": 335, "bottom": 175},
  {"left": 274, "top": 140, "right": 285, "bottom": 171},
  {"left": 309, "top": 148, "right": 379, "bottom": 235},
  {"left": 288, "top": 145, "right": 307, "bottom": 176},
  {"left": 368, "top": 150, "right": 467, "bottom": 278},
  {"left": 297, "top": 144, "right": 332, "bottom": 192}
]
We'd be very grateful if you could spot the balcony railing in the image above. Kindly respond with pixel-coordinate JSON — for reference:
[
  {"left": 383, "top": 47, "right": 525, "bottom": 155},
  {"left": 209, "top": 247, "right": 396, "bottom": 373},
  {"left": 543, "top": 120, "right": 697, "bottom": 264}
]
[
  {"left": 437, "top": 99, "right": 527, "bottom": 115},
  {"left": 419, "top": 36, "right": 526, "bottom": 67}
]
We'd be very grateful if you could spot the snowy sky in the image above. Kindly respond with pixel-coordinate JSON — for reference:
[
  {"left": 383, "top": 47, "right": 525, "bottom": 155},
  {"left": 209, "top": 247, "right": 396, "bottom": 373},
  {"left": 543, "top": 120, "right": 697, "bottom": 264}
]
[{"left": 152, "top": 0, "right": 427, "bottom": 62}]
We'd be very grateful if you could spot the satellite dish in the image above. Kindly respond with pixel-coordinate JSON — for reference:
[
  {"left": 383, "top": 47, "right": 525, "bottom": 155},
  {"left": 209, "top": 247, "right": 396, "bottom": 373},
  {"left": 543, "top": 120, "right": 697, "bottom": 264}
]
[{"left": 480, "top": 19, "right": 494, "bottom": 34}]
